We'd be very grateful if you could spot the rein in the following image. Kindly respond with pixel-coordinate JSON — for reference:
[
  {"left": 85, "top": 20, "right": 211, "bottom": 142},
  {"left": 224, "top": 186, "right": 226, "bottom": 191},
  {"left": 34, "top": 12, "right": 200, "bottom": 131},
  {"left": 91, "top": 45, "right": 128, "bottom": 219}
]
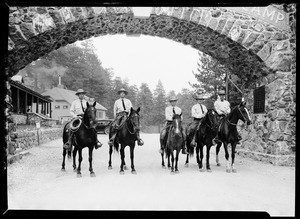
[
  {"left": 125, "top": 113, "right": 139, "bottom": 135},
  {"left": 225, "top": 106, "right": 244, "bottom": 127}
]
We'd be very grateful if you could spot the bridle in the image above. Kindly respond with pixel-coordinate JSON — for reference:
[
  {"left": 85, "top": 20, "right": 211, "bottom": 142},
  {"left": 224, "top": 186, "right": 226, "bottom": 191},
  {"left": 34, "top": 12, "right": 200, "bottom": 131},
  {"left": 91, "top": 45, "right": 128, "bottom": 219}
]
[
  {"left": 82, "top": 106, "right": 97, "bottom": 130},
  {"left": 226, "top": 105, "right": 248, "bottom": 127},
  {"left": 125, "top": 111, "right": 140, "bottom": 135},
  {"left": 204, "top": 110, "right": 217, "bottom": 131}
]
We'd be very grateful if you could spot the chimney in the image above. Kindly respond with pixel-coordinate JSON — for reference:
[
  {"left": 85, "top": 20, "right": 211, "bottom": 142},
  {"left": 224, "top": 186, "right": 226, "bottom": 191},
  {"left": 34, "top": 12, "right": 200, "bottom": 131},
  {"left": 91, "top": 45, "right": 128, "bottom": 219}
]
[{"left": 57, "top": 75, "right": 64, "bottom": 88}]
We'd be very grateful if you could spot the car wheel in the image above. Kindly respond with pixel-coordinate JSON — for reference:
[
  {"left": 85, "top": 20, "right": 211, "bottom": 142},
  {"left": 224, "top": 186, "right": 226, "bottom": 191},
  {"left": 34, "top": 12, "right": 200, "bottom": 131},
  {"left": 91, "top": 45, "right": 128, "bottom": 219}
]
[{"left": 104, "top": 126, "right": 110, "bottom": 135}]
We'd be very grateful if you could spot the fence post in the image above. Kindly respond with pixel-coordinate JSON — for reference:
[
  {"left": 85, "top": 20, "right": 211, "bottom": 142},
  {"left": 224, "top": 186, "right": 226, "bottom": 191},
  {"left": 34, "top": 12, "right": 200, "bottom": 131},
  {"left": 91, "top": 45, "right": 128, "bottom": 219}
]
[{"left": 36, "top": 122, "right": 40, "bottom": 145}]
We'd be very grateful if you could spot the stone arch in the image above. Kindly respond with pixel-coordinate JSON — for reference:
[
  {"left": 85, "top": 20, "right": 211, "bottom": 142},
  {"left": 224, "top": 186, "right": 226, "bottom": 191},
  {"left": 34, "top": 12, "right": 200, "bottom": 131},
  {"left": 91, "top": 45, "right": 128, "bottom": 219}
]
[{"left": 6, "top": 6, "right": 296, "bottom": 165}]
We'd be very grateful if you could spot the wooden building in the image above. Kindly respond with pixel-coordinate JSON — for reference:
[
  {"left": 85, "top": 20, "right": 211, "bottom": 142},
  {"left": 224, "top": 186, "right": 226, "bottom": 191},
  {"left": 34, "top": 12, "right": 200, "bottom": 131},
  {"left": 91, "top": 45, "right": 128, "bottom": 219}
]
[{"left": 10, "top": 79, "right": 52, "bottom": 117}]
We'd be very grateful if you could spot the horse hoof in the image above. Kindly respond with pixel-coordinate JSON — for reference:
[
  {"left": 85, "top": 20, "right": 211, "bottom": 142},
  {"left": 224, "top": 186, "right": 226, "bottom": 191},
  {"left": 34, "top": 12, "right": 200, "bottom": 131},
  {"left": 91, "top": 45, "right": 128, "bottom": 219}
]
[
  {"left": 185, "top": 163, "right": 189, "bottom": 167},
  {"left": 90, "top": 172, "right": 96, "bottom": 177},
  {"left": 162, "top": 165, "right": 166, "bottom": 169},
  {"left": 120, "top": 170, "right": 125, "bottom": 175},
  {"left": 108, "top": 166, "right": 113, "bottom": 170},
  {"left": 207, "top": 169, "right": 212, "bottom": 173},
  {"left": 168, "top": 166, "right": 171, "bottom": 170},
  {"left": 124, "top": 165, "right": 128, "bottom": 170},
  {"left": 73, "top": 169, "right": 77, "bottom": 172},
  {"left": 170, "top": 171, "right": 175, "bottom": 175},
  {"left": 61, "top": 168, "right": 65, "bottom": 172},
  {"left": 226, "top": 169, "right": 231, "bottom": 173},
  {"left": 77, "top": 173, "right": 82, "bottom": 178},
  {"left": 232, "top": 169, "right": 237, "bottom": 173},
  {"left": 175, "top": 170, "right": 180, "bottom": 174},
  {"left": 131, "top": 170, "right": 137, "bottom": 174},
  {"left": 199, "top": 168, "right": 205, "bottom": 172},
  {"left": 216, "top": 163, "right": 221, "bottom": 166}
]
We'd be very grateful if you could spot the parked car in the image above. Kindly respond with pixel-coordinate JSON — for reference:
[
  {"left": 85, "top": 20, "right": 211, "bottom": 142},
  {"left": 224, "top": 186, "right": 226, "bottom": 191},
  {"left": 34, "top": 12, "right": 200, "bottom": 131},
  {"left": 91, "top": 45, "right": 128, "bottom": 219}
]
[{"left": 95, "top": 119, "right": 113, "bottom": 134}]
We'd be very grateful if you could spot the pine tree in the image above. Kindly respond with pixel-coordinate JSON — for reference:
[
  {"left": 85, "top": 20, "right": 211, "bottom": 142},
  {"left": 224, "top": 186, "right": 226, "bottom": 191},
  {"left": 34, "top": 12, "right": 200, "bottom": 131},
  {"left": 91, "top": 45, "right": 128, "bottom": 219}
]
[
  {"left": 153, "top": 80, "right": 167, "bottom": 127},
  {"left": 137, "top": 83, "right": 154, "bottom": 128},
  {"left": 190, "top": 51, "right": 227, "bottom": 98}
]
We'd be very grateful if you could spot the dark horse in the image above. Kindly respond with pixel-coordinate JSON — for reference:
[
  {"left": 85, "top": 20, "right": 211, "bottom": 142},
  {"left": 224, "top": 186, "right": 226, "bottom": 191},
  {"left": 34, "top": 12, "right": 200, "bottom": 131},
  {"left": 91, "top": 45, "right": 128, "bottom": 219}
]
[
  {"left": 61, "top": 101, "right": 98, "bottom": 177},
  {"left": 185, "top": 109, "right": 219, "bottom": 172},
  {"left": 108, "top": 107, "right": 141, "bottom": 174},
  {"left": 215, "top": 101, "right": 251, "bottom": 173},
  {"left": 162, "top": 113, "right": 184, "bottom": 174}
]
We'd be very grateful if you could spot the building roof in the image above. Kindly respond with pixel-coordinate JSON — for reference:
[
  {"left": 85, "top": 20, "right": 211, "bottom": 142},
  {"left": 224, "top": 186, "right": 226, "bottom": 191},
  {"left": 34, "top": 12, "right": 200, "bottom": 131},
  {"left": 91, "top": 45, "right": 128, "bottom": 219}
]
[
  {"left": 42, "top": 87, "right": 107, "bottom": 111},
  {"left": 9, "top": 80, "right": 52, "bottom": 102}
]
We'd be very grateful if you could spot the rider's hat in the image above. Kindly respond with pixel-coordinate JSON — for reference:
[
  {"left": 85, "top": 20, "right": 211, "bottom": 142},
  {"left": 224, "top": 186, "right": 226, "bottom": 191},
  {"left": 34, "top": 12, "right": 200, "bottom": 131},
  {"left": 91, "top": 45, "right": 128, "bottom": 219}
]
[
  {"left": 75, "top": 89, "right": 86, "bottom": 95},
  {"left": 169, "top": 96, "right": 178, "bottom": 102},
  {"left": 193, "top": 93, "right": 206, "bottom": 100},
  {"left": 117, "top": 88, "right": 128, "bottom": 95},
  {"left": 218, "top": 89, "right": 226, "bottom": 95}
]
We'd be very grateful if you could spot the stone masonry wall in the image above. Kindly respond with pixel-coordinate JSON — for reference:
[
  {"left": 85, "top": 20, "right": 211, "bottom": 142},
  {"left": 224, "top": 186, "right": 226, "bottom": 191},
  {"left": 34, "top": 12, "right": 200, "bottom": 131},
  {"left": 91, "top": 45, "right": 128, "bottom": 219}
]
[{"left": 7, "top": 127, "right": 63, "bottom": 156}]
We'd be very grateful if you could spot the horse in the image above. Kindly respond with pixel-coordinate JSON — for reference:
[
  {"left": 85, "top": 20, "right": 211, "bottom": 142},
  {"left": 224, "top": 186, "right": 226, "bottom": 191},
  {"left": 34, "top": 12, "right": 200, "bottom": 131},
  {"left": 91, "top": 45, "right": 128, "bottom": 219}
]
[
  {"left": 108, "top": 107, "right": 141, "bottom": 174},
  {"left": 215, "top": 100, "right": 251, "bottom": 173},
  {"left": 61, "top": 101, "right": 98, "bottom": 177},
  {"left": 163, "top": 113, "right": 184, "bottom": 174},
  {"left": 185, "top": 109, "right": 219, "bottom": 172}
]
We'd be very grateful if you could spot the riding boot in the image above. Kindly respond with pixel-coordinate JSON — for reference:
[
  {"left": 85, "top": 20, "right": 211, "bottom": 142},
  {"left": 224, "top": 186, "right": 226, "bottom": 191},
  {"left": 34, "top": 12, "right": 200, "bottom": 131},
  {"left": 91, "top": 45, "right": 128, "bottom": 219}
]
[
  {"left": 181, "top": 131, "right": 189, "bottom": 155},
  {"left": 136, "top": 131, "right": 144, "bottom": 146},
  {"left": 64, "top": 131, "right": 73, "bottom": 150},
  {"left": 95, "top": 135, "right": 103, "bottom": 149},
  {"left": 108, "top": 129, "right": 117, "bottom": 146}
]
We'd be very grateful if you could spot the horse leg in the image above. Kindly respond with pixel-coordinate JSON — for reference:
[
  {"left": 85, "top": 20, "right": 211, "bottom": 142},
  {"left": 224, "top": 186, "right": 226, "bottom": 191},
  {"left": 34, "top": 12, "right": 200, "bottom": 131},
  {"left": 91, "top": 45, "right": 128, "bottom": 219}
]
[
  {"left": 170, "top": 151, "right": 175, "bottom": 175},
  {"left": 72, "top": 147, "right": 77, "bottom": 172},
  {"left": 130, "top": 145, "right": 136, "bottom": 174},
  {"left": 195, "top": 145, "right": 200, "bottom": 165},
  {"left": 223, "top": 142, "right": 231, "bottom": 173},
  {"left": 161, "top": 152, "right": 166, "bottom": 168},
  {"left": 185, "top": 138, "right": 190, "bottom": 167},
  {"left": 231, "top": 142, "right": 237, "bottom": 173},
  {"left": 89, "top": 147, "right": 95, "bottom": 177},
  {"left": 61, "top": 148, "right": 66, "bottom": 171},
  {"left": 206, "top": 145, "right": 212, "bottom": 172},
  {"left": 199, "top": 144, "right": 204, "bottom": 172},
  {"left": 216, "top": 142, "right": 222, "bottom": 166},
  {"left": 108, "top": 145, "right": 113, "bottom": 170},
  {"left": 175, "top": 149, "right": 180, "bottom": 173},
  {"left": 119, "top": 145, "right": 125, "bottom": 174},
  {"left": 76, "top": 149, "right": 83, "bottom": 177}
]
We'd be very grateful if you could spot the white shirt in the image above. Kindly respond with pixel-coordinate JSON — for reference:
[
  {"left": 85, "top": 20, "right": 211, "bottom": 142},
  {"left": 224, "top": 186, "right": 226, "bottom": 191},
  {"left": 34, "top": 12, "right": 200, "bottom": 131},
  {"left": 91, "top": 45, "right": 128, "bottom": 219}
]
[
  {"left": 191, "top": 103, "right": 207, "bottom": 119},
  {"left": 70, "top": 99, "right": 87, "bottom": 118},
  {"left": 214, "top": 99, "right": 231, "bottom": 115},
  {"left": 113, "top": 98, "right": 132, "bottom": 118},
  {"left": 165, "top": 105, "right": 182, "bottom": 121}
]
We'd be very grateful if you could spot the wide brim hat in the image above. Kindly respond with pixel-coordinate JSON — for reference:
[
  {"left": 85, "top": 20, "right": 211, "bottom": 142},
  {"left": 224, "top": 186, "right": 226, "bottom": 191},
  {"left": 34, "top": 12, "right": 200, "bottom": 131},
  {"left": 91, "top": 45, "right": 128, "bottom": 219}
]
[
  {"left": 117, "top": 88, "right": 128, "bottom": 95},
  {"left": 169, "top": 96, "right": 178, "bottom": 102},
  {"left": 218, "top": 90, "right": 226, "bottom": 95},
  {"left": 193, "top": 93, "right": 205, "bottom": 100},
  {"left": 75, "top": 89, "right": 86, "bottom": 95}
]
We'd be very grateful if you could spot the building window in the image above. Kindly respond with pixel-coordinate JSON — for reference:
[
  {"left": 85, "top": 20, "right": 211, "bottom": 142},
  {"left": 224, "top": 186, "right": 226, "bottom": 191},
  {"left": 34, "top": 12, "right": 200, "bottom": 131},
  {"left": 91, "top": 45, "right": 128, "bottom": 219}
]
[
  {"left": 55, "top": 105, "right": 60, "bottom": 109},
  {"left": 253, "top": 85, "right": 265, "bottom": 114},
  {"left": 63, "top": 105, "right": 68, "bottom": 109},
  {"left": 97, "top": 111, "right": 104, "bottom": 119}
]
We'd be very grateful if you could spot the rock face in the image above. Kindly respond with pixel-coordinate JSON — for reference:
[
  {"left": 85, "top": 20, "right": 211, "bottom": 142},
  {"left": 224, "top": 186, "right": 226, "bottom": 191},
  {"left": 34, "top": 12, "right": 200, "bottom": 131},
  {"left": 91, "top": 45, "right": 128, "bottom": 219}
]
[{"left": 5, "top": 5, "right": 296, "bottom": 165}]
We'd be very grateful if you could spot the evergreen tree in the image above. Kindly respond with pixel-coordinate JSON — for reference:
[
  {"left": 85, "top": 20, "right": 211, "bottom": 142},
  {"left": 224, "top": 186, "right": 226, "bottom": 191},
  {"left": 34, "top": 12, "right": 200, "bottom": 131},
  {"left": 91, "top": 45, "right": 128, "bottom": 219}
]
[
  {"left": 137, "top": 83, "right": 154, "bottom": 128},
  {"left": 190, "top": 51, "right": 227, "bottom": 98},
  {"left": 153, "top": 80, "right": 167, "bottom": 126}
]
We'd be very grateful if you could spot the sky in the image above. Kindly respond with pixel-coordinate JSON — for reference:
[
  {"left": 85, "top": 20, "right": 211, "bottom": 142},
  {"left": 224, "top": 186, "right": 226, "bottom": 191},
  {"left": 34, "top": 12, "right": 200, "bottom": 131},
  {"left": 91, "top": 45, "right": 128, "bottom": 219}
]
[{"left": 79, "top": 34, "right": 200, "bottom": 93}]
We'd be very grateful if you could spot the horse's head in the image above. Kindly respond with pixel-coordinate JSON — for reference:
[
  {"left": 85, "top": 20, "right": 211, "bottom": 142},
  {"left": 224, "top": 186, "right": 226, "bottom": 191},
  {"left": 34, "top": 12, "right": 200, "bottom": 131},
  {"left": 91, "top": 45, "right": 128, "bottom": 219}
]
[
  {"left": 206, "top": 109, "right": 219, "bottom": 131},
  {"left": 237, "top": 101, "right": 252, "bottom": 125},
  {"left": 128, "top": 107, "right": 141, "bottom": 132},
  {"left": 84, "top": 101, "right": 97, "bottom": 128},
  {"left": 172, "top": 113, "right": 182, "bottom": 135}
]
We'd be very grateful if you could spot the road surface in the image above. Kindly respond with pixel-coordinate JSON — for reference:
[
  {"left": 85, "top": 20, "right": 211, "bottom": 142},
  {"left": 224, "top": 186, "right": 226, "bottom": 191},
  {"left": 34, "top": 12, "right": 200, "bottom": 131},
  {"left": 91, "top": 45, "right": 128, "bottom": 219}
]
[{"left": 7, "top": 133, "right": 295, "bottom": 216}]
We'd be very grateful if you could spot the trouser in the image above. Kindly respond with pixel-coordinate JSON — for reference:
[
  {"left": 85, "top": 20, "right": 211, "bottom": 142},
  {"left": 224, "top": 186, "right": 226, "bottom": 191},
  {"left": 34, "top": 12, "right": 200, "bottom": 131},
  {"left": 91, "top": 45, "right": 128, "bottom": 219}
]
[{"left": 190, "top": 118, "right": 202, "bottom": 145}]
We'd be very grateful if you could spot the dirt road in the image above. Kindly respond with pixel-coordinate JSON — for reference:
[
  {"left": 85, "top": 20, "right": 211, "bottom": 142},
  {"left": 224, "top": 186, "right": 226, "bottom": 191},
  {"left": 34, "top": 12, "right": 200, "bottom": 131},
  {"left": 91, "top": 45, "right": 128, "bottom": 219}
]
[{"left": 7, "top": 133, "right": 295, "bottom": 216}]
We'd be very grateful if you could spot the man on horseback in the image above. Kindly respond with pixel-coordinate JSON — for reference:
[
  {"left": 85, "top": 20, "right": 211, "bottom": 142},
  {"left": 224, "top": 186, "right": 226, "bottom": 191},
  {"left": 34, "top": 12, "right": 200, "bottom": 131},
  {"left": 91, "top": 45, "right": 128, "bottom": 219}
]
[
  {"left": 63, "top": 89, "right": 103, "bottom": 150},
  {"left": 212, "top": 89, "right": 242, "bottom": 144},
  {"left": 188, "top": 93, "right": 208, "bottom": 147},
  {"left": 108, "top": 88, "right": 144, "bottom": 147},
  {"left": 159, "top": 96, "right": 188, "bottom": 154}
]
